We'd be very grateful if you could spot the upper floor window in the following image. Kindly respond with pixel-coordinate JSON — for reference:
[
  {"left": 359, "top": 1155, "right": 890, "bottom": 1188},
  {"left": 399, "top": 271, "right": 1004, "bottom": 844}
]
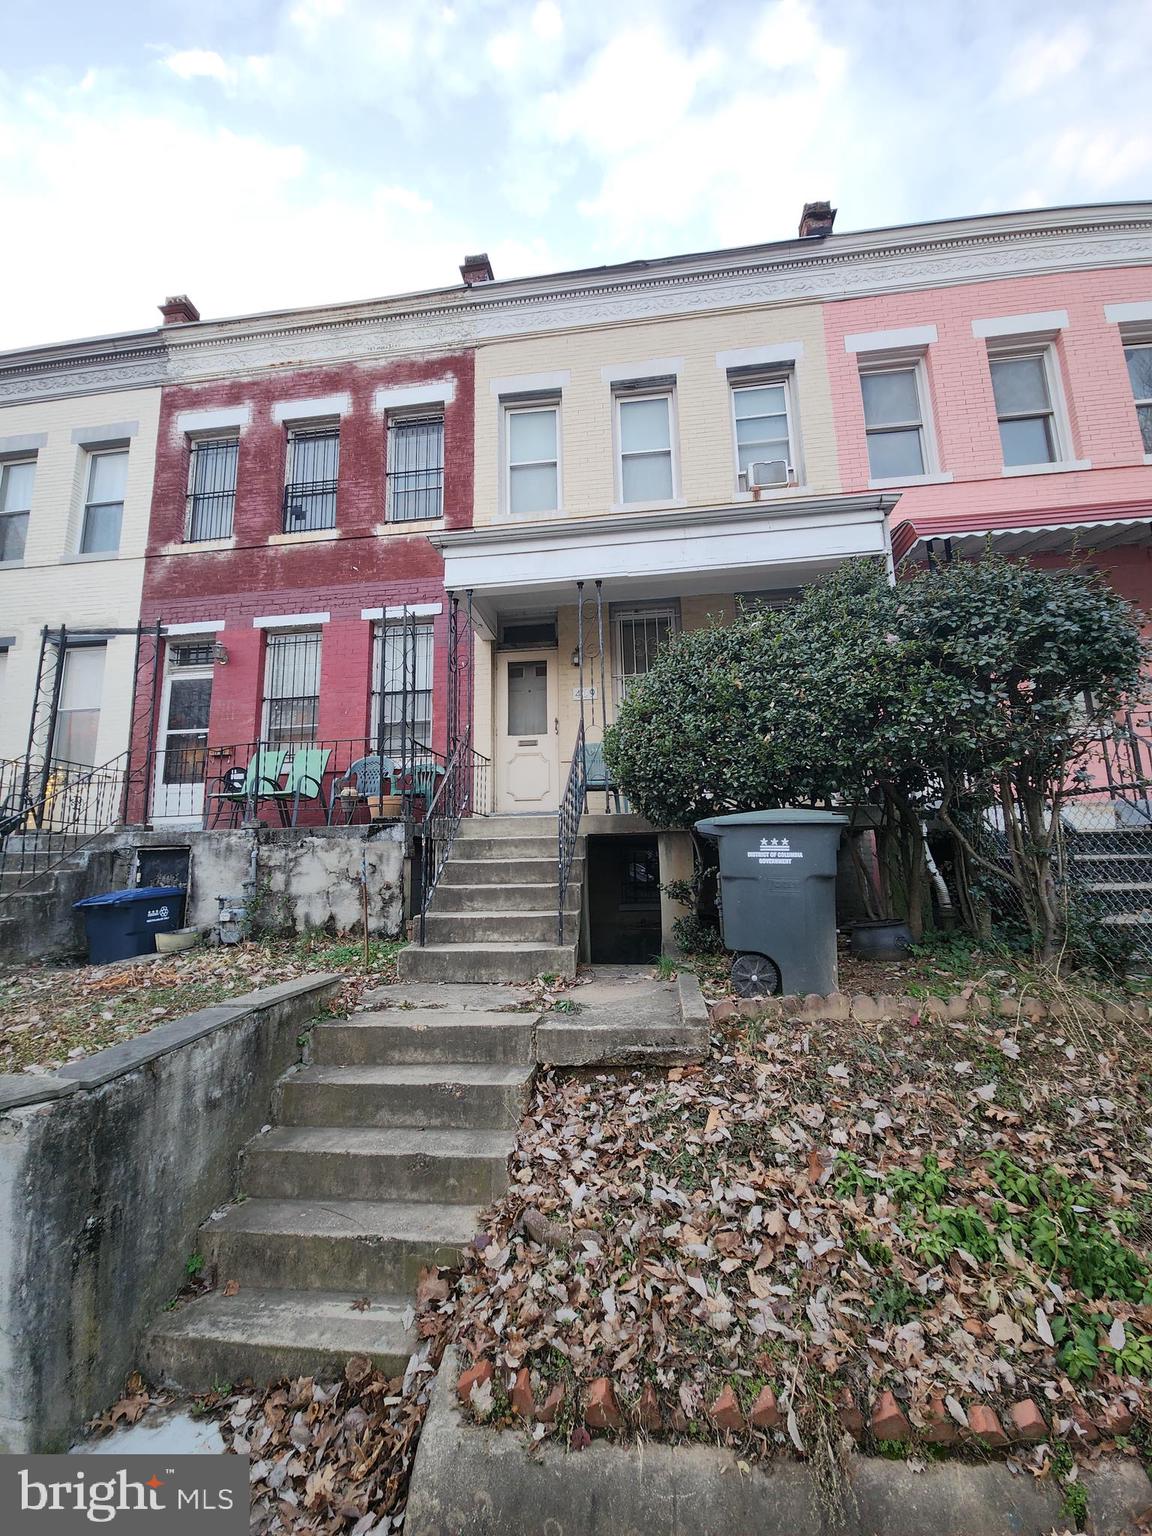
[
  {"left": 989, "top": 352, "right": 1060, "bottom": 467},
  {"left": 186, "top": 436, "right": 238, "bottom": 541},
  {"left": 262, "top": 630, "right": 321, "bottom": 746},
  {"left": 0, "top": 458, "right": 34, "bottom": 562},
  {"left": 387, "top": 414, "right": 443, "bottom": 522},
  {"left": 731, "top": 378, "right": 795, "bottom": 489},
  {"left": 81, "top": 450, "right": 127, "bottom": 554},
  {"left": 617, "top": 391, "right": 675, "bottom": 504},
  {"left": 283, "top": 426, "right": 338, "bottom": 532},
  {"left": 1125, "top": 344, "right": 1152, "bottom": 454},
  {"left": 860, "top": 366, "right": 928, "bottom": 479},
  {"left": 506, "top": 403, "right": 559, "bottom": 515}
]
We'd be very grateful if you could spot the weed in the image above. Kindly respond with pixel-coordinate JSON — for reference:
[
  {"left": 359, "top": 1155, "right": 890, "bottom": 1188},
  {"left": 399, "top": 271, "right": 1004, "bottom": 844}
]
[{"left": 185, "top": 1252, "right": 204, "bottom": 1280}]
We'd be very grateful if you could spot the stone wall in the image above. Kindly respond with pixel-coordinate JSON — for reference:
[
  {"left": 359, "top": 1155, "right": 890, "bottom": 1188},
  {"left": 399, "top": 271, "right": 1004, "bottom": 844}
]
[{"left": 0, "top": 973, "right": 341, "bottom": 1453}]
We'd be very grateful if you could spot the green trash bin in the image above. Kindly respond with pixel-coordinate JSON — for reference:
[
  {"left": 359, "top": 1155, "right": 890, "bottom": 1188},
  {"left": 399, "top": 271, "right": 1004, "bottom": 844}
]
[{"left": 694, "top": 810, "right": 848, "bottom": 997}]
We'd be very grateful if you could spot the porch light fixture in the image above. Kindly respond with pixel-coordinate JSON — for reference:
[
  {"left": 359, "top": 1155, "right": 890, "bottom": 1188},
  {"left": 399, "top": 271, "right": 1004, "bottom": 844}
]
[{"left": 213, "top": 641, "right": 229, "bottom": 665}]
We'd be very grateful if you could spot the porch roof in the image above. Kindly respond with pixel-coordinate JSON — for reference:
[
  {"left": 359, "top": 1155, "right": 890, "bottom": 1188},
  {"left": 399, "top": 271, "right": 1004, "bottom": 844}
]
[
  {"left": 432, "top": 493, "right": 897, "bottom": 612},
  {"left": 892, "top": 502, "right": 1152, "bottom": 562}
]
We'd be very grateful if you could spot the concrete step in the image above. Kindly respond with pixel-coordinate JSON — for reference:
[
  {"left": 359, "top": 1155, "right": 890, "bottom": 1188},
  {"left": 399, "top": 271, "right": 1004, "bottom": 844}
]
[
  {"left": 313, "top": 1011, "right": 535, "bottom": 1065},
  {"left": 278, "top": 1062, "right": 533, "bottom": 1129},
  {"left": 431, "top": 881, "right": 579, "bottom": 913},
  {"left": 203, "top": 1197, "right": 479, "bottom": 1292},
  {"left": 441, "top": 857, "right": 581, "bottom": 887},
  {"left": 398, "top": 941, "right": 578, "bottom": 985},
  {"left": 145, "top": 1287, "right": 415, "bottom": 1391},
  {"left": 445, "top": 834, "right": 570, "bottom": 861},
  {"left": 424, "top": 911, "right": 580, "bottom": 945},
  {"left": 457, "top": 816, "right": 558, "bottom": 838},
  {"left": 244, "top": 1125, "right": 514, "bottom": 1204}
]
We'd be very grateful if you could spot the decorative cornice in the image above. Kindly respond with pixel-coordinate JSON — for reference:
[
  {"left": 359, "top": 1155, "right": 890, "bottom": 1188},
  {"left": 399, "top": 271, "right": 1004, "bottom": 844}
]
[{"left": 2, "top": 207, "right": 1151, "bottom": 403}]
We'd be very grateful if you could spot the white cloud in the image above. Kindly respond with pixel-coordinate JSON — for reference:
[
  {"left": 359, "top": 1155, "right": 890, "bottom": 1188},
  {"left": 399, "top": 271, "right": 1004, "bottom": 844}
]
[
  {"left": 752, "top": 0, "right": 846, "bottom": 85},
  {"left": 531, "top": 2, "right": 564, "bottom": 42},
  {"left": 164, "top": 49, "right": 236, "bottom": 84},
  {"left": 1000, "top": 22, "right": 1092, "bottom": 99}
]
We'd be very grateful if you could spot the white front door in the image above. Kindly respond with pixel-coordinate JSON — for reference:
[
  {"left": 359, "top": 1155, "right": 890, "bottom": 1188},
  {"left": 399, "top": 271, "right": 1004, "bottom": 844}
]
[
  {"left": 495, "top": 651, "right": 559, "bottom": 812},
  {"left": 152, "top": 668, "right": 213, "bottom": 823}
]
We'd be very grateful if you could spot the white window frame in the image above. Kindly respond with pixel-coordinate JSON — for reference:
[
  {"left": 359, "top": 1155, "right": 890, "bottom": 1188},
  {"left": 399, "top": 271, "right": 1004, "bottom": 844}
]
[
  {"left": 260, "top": 629, "right": 322, "bottom": 748},
  {"left": 79, "top": 447, "right": 128, "bottom": 555},
  {"left": 987, "top": 341, "right": 1080, "bottom": 476},
  {"left": 386, "top": 411, "right": 445, "bottom": 523},
  {"left": 728, "top": 372, "right": 800, "bottom": 493},
  {"left": 0, "top": 456, "right": 35, "bottom": 563},
  {"left": 184, "top": 433, "right": 238, "bottom": 542},
  {"left": 283, "top": 421, "right": 340, "bottom": 533},
  {"left": 503, "top": 399, "right": 561, "bottom": 518},
  {"left": 1121, "top": 333, "right": 1152, "bottom": 462},
  {"left": 857, "top": 352, "right": 946, "bottom": 488},
  {"left": 613, "top": 385, "right": 680, "bottom": 509}
]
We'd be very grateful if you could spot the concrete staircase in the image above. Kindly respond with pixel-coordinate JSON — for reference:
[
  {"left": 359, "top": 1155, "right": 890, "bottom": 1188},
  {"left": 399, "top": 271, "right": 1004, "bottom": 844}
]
[
  {"left": 398, "top": 814, "right": 583, "bottom": 985},
  {"left": 145, "top": 1006, "right": 534, "bottom": 1389}
]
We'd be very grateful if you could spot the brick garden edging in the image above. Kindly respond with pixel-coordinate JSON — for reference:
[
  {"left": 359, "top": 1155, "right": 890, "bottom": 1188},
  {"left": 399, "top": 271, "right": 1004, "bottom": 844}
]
[{"left": 708, "top": 990, "right": 1151, "bottom": 1027}]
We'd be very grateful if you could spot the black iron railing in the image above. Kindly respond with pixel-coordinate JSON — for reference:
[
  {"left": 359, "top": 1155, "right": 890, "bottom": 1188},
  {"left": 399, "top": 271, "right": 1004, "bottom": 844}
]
[
  {"left": 417, "top": 732, "right": 491, "bottom": 944},
  {"left": 186, "top": 489, "right": 235, "bottom": 541},
  {"left": 0, "top": 751, "right": 128, "bottom": 898},
  {"left": 557, "top": 719, "right": 586, "bottom": 944},
  {"left": 282, "top": 479, "right": 338, "bottom": 532}
]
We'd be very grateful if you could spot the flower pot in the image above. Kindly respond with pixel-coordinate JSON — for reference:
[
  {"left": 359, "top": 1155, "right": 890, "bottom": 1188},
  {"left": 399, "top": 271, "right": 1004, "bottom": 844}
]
[
  {"left": 155, "top": 927, "right": 200, "bottom": 955},
  {"left": 849, "top": 919, "right": 913, "bottom": 961},
  {"left": 369, "top": 793, "right": 404, "bottom": 820}
]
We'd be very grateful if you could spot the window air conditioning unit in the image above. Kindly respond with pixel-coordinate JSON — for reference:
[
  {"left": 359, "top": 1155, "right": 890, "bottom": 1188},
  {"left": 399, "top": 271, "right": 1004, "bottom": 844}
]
[{"left": 746, "top": 459, "right": 794, "bottom": 489}]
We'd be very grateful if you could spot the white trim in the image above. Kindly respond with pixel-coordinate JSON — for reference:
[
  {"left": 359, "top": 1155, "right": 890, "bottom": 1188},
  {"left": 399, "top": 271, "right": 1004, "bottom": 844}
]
[
  {"left": 163, "top": 620, "right": 226, "bottom": 634},
  {"left": 373, "top": 378, "right": 457, "bottom": 412},
  {"left": 490, "top": 370, "right": 570, "bottom": 397},
  {"left": 267, "top": 528, "right": 338, "bottom": 546},
  {"left": 601, "top": 357, "right": 683, "bottom": 385},
  {"left": 1105, "top": 301, "right": 1152, "bottom": 324},
  {"left": 729, "top": 372, "right": 800, "bottom": 491},
  {"left": 869, "top": 471, "right": 954, "bottom": 488},
  {"left": 252, "top": 611, "right": 330, "bottom": 628},
  {"left": 844, "top": 324, "right": 938, "bottom": 354},
  {"left": 503, "top": 399, "right": 562, "bottom": 519},
  {"left": 972, "top": 309, "right": 1068, "bottom": 338},
  {"left": 71, "top": 422, "right": 138, "bottom": 446},
  {"left": 716, "top": 342, "right": 804, "bottom": 371},
  {"left": 176, "top": 405, "right": 251, "bottom": 434},
  {"left": 1001, "top": 458, "right": 1092, "bottom": 477},
  {"left": 271, "top": 393, "right": 351, "bottom": 423},
  {"left": 360, "top": 602, "right": 443, "bottom": 620},
  {"left": 614, "top": 387, "right": 679, "bottom": 507}
]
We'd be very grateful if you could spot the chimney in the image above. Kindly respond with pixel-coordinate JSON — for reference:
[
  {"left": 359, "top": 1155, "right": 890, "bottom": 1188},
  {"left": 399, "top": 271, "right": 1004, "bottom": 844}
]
[
  {"left": 159, "top": 294, "right": 201, "bottom": 325},
  {"left": 459, "top": 253, "right": 495, "bottom": 286},
  {"left": 798, "top": 201, "right": 836, "bottom": 239}
]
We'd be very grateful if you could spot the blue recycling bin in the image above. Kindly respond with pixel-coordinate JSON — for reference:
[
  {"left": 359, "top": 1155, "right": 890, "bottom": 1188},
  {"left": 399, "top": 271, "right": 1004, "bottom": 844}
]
[{"left": 73, "top": 886, "right": 187, "bottom": 964}]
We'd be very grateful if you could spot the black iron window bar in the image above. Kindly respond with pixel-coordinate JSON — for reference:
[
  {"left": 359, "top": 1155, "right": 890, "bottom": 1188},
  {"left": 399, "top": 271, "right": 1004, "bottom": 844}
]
[
  {"left": 283, "top": 428, "right": 339, "bottom": 532},
  {"left": 387, "top": 415, "right": 444, "bottom": 522},
  {"left": 186, "top": 437, "right": 238, "bottom": 541}
]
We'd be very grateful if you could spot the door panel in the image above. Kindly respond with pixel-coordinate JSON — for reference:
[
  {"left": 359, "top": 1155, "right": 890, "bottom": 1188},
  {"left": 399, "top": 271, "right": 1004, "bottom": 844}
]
[
  {"left": 495, "top": 652, "right": 559, "bottom": 811},
  {"left": 153, "top": 670, "right": 213, "bottom": 822}
]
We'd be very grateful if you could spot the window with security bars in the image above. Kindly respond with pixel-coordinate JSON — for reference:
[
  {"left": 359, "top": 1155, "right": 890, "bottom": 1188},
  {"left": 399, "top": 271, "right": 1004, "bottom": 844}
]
[
  {"left": 371, "top": 621, "right": 433, "bottom": 756},
  {"left": 283, "top": 427, "right": 339, "bottom": 531},
  {"left": 1125, "top": 344, "right": 1152, "bottom": 454},
  {"left": 614, "top": 606, "right": 677, "bottom": 702},
  {"left": 0, "top": 457, "right": 34, "bottom": 562},
  {"left": 186, "top": 437, "right": 238, "bottom": 540},
  {"left": 387, "top": 415, "right": 444, "bottom": 521},
  {"left": 262, "top": 631, "right": 321, "bottom": 746}
]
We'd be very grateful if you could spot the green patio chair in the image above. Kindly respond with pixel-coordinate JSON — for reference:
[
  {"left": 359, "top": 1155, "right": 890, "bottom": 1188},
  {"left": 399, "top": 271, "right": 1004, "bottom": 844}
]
[
  {"left": 204, "top": 749, "right": 286, "bottom": 827},
  {"left": 268, "top": 747, "right": 332, "bottom": 826},
  {"left": 584, "top": 739, "right": 622, "bottom": 813}
]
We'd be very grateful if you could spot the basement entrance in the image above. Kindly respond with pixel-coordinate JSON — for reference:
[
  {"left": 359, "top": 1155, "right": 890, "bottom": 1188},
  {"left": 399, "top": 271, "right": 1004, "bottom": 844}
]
[{"left": 586, "top": 835, "right": 662, "bottom": 964}]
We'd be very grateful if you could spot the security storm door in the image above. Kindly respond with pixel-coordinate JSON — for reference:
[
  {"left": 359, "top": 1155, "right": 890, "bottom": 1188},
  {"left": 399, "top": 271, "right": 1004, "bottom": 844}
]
[
  {"left": 495, "top": 651, "right": 558, "bottom": 812},
  {"left": 153, "top": 644, "right": 214, "bottom": 823}
]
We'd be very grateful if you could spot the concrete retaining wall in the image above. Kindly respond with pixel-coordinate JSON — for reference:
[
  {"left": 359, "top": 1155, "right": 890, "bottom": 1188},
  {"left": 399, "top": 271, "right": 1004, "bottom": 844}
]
[
  {"left": 0, "top": 972, "right": 341, "bottom": 1453},
  {"left": 0, "top": 824, "right": 407, "bottom": 963}
]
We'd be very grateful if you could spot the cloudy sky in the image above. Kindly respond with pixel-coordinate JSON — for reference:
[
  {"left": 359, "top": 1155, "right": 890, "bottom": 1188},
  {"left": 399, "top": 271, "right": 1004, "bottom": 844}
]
[{"left": 1, "top": 0, "right": 1150, "bottom": 349}]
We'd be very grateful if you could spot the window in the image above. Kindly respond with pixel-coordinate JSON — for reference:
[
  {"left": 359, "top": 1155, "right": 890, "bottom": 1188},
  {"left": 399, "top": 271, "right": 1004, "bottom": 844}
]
[
  {"left": 860, "top": 367, "right": 927, "bottom": 478},
  {"left": 283, "top": 426, "right": 338, "bottom": 532},
  {"left": 732, "top": 379, "right": 794, "bottom": 487},
  {"left": 81, "top": 450, "right": 127, "bottom": 553},
  {"left": 387, "top": 415, "right": 444, "bottom": 521},
  {"left": 186, "top": 437, "right": 237, "bottom": 541},
  {"left": 52, "top": 646, "right": 106, "bottom": 766},
  {"left": 0, "top": 458, "right": 34, "bottom": 561},
  {"left": 506, "top": 404, "right": 559, "bottom": 514},
  {"left": 989, "top": 352, "right": 1059, "bottom": 466},
  {"left": 614, "top": 604, "right": 678, "bottom": 701},
  {"left": 262, "top": 631, "right": 321, "bottom": 746},
  {"left": 1125, "top": 344, "right": 1152, "bottom": 454},
  {"left": 617, "top": 393, "right": 674, "bottom": 503},
  {"left": 372, "top": 621, "right": 433, "bottom": 755}
]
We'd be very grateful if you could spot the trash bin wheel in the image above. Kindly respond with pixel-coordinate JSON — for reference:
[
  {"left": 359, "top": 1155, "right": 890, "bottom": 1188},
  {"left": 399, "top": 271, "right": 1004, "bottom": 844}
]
[{"left": 730, "top": 952, "right": 782, "bottom": 998}]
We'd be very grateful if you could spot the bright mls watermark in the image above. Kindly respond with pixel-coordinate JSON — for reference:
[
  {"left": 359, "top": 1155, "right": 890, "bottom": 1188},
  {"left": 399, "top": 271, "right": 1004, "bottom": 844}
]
[{"left": 2, "top": 1456, "right": 248, "bottom": 1534}]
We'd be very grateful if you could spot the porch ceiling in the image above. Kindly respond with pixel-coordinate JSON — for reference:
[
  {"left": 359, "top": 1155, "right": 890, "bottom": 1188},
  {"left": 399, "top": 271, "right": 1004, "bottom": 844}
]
[{"left": 434, "top": 493, "right": 896, "bottom": 610}]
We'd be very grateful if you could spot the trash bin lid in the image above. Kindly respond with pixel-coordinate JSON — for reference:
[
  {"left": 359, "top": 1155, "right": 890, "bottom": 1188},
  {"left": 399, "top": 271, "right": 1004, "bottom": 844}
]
[
  {"left": 73, "top": 885, "right": 187, "bottom": 909},
  {"left": 695, "top": 809, "right": 849, "bottom": 837}
]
